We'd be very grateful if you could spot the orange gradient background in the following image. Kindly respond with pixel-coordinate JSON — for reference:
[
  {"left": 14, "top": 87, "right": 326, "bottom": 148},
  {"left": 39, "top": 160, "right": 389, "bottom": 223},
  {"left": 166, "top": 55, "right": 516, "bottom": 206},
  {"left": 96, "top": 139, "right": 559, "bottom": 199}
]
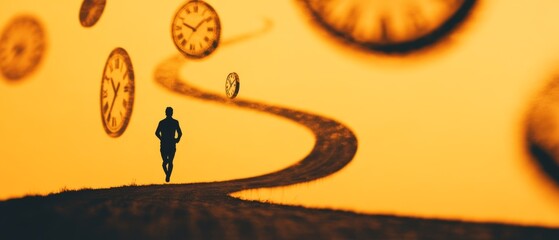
[{"left": 2, "top": 0, "right": 559, "bottom": 227}]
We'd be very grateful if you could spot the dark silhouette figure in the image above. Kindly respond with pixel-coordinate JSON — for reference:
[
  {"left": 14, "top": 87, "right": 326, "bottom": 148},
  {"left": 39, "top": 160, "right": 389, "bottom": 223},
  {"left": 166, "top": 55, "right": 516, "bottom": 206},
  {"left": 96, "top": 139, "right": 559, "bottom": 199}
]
[{"left": 155, "top": 107, "right": 182, "bottom": 182}]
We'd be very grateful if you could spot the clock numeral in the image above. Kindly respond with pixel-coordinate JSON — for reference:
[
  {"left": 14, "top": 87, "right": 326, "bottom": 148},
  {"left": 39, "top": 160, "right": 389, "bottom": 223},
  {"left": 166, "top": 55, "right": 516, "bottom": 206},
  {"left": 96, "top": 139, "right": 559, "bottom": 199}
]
[
  {"left": 177, "top": 33, "right": 184, "bottom": 40},
  {"left": 124, "top": 84, "right": 130, "bottom": 93},
  {"left": 111, "top": 117, "right": 116, "bottom": 127},
  {"left": 109, "top": 63, "right": 113, "bottom": 72},
  {"left": 379, "top": 16, "right": 391, "bottom": 42},
  {"left": 190, "top": 44, "right": 195, "bottom": 51},
  {"left": 340, "top": 7, "right": 358, "bottom": 34},
  {"left": 115, "top": 57, "right": 120, "bottom": 69},
  {"left": 408, "top": 10, "right": 427, "bottom": 33},
  {"left": 103, "top": 75, "right": 110, "bottom": 82},
  {"left": 441, "top": 0, "right": 460, "bottom": 8},
  {"left": 194, "top": 5, "right": 198, "bottom": 12},
  {"left": 181, "top": 39, "right": 187, "bottom": 47},
  {"left": 102, "top": 89, "right": 108, "bottom": 98},
  {"left": 204, "top": 36, "right": 209, "bottom": 42},
  {"left": 103, "top": 102, "right": 109, "bottom": 114},
  {"left": 207, "top": 27, "right": 214, "bottom": 32},
  {"left": 175, "top": 25, "right": 182, "bottom": 31}
]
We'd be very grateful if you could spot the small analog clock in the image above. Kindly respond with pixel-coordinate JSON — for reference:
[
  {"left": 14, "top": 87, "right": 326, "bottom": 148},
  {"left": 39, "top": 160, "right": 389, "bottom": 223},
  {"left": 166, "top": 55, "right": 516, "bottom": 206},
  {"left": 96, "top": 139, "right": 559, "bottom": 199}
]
[
  {"left": 0, "top": 15, "right": 46, "bottom": 81},
  {"left": 171, "top": 0, "right": 221, "bottom": 59},
  {"left": 79, "top": 0, "right": 107, "bottom": 27},
  {"left": 299, "top": 0, "right": 477, "bottom": 54},
  {"left": 100, "top": 48, "right": 135, "bottom": 137},
  {"left": 225, "top": 72, "right": 240, "bottom": 99}
]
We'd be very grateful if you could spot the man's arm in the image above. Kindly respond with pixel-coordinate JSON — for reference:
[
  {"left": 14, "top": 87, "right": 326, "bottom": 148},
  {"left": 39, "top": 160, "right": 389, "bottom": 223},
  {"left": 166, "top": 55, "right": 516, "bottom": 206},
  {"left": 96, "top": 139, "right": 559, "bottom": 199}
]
[
  {"left": 155, "top": 122, "right": 161, "bottom": 140},
  {"left": 175, "top": 121, "right": 182, "bottom": 143}
]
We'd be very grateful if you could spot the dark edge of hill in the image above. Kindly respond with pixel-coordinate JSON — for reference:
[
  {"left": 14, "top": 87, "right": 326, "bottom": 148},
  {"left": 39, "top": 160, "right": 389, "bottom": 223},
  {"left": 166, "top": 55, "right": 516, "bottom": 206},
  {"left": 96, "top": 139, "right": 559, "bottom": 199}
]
[{"left": 1, "top": 184, "right": 558, "bottom": 240}]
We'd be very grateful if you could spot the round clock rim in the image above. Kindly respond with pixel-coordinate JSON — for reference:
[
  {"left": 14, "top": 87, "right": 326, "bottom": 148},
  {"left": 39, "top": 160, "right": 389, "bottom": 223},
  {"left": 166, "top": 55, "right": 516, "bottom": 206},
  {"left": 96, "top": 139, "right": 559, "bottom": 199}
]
[
  {"left": 171, "top": 0, "right": 222, "bottom": 59},
  {"left": 298, "top": 0, "right": 477, "bottom": 54},
  {"left": 0, "top": 15, "right": 46, "bottom": 81},
  {"left": 79, "top": 0, "right": 107, "bottom": 28},
  {"left": 225, "top": 72, "right": 240, "bottom": 99},
  {"left": 100, "top": 47, "right": 135, "bottom": 137}
]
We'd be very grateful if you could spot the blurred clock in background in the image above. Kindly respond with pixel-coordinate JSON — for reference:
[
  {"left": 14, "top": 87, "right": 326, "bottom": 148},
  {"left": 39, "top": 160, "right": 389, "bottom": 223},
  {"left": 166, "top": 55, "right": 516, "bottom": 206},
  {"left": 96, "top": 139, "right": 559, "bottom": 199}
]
[
  {"left": 297, "top": 0, "right": 477, "bottom": 54},
  {"left": 79, "top": 0, "right": 107, "bottom": 27},
  {"left": 0, "top": 15, "right": 46, "bottom": 81},
  {"left": 525, "top": 74, "right": 559, "bottom": 187}
]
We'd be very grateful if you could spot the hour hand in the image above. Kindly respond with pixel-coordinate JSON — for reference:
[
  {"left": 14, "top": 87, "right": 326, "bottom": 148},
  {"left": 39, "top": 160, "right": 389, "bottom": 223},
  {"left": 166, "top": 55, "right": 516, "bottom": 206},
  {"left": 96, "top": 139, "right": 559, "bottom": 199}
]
[{"left": 182, "top": 22, "right": 196, "bottom": 31}]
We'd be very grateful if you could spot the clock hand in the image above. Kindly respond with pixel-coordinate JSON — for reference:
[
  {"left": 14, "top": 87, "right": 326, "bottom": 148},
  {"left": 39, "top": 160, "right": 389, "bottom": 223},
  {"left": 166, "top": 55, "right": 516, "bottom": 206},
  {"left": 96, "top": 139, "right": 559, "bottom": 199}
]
[
  {"left": 106, "top": 82, "right": 121, "bottom": 122},
  {"left": 110, "top": 77, "right": 115, "bottom": 91},
  {"left": 194, "top": 17, "right": 211, "bottom": 30},
  {"left": 182, "top": 22, "right": 196, "bottom": 31}
]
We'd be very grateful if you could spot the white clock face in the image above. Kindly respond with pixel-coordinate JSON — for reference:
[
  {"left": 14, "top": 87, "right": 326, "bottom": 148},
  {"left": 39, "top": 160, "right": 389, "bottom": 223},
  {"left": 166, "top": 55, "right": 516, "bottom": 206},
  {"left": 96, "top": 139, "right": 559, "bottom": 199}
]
[
  {"left": 171, "top": 0, "right": 221, "bottom": 59},
  {"left": 100, "top": 48, "right": 135, "bottom": 137}
]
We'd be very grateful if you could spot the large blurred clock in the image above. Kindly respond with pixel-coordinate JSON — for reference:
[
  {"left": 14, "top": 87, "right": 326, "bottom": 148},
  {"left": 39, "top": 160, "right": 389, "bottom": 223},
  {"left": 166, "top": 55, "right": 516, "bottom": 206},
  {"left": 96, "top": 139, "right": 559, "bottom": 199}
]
[
  {"left": 298, "top": 0, "right": 477, "bottom": 54},
  {"left": 0, "top": 15, "right": 46, "bottom": 80}
]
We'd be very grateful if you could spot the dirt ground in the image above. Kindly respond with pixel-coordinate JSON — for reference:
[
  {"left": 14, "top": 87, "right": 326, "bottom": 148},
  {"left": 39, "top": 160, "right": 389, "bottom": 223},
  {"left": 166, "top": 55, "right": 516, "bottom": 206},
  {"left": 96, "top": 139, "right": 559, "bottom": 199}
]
[{"left": 1, "top": 183, "right": 559, "bottom": 240}]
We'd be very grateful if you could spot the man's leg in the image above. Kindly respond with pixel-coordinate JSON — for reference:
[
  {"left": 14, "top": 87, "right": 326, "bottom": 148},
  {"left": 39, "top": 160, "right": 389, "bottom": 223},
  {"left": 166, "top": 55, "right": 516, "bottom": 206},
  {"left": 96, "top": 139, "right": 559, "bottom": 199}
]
[
  {"left": 166, "top": 150, "right": 176, "bottom": 181},
  {"left": 161, "top": 151, "right": 168, "bottom": 176}
]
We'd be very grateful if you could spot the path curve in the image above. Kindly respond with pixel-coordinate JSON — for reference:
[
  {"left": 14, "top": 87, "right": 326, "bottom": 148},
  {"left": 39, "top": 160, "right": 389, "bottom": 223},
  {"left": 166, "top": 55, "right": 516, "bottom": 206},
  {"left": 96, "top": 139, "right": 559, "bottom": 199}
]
[{"left": 153, "top": 54, "right": 358, "bottom": 194}]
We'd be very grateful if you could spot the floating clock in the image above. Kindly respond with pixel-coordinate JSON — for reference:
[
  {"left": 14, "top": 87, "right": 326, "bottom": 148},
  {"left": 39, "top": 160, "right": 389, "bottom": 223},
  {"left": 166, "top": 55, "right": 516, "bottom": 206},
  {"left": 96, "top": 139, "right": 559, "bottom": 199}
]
[
  {"left": 79, "top": 0, "right": 107, "bottom": 27},
  {"left": 225, "top": 72, "right": 240, "bottom": 99},
  {"left": 298, "top": 0, "right": 477, "bottom": 54},
  {"left": 171, "top": 0, "right": 221, "bottom": 59},
  {"left": 100, "top": 48, "right": 135, "bottom": 137},
  {"left": 0, "top": 15, "right": 46, "bottom": 80}
]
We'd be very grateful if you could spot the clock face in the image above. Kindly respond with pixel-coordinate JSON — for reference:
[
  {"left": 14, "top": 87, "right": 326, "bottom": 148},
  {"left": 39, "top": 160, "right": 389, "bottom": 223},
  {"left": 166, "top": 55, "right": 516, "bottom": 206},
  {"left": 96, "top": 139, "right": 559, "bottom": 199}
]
[
  {"left": 299, "top": 0, "right": 477, "bottom": 54},
  {"left": 225, "top": 72, "right": 240, "bottom": 99},
  {"left": 100, "top": 48, "right": 135, "bottom": 137},
  {"left": 79, "top": 0, "right": 107, "bottom": 27},
  {"left": 0, "top": 15, "right": 46, "bottom": 81},
  {"left": 171, "top": 0, "right": 221, "bottom": 59}
]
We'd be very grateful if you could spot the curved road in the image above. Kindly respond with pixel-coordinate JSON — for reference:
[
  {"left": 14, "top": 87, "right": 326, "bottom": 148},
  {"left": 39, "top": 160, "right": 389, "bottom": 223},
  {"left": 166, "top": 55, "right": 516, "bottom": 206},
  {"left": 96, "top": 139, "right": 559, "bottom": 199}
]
[{"left": 153, "top": 54, "right": 358, "bottom": 194}]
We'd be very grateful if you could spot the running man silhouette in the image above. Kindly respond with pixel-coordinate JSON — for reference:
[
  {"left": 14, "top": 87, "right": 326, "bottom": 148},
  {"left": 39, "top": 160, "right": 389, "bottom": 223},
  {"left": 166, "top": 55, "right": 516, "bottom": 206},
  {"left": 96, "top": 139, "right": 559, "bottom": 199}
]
[{"left": 155, "top": 107, "right": 182, "bottom": 182}]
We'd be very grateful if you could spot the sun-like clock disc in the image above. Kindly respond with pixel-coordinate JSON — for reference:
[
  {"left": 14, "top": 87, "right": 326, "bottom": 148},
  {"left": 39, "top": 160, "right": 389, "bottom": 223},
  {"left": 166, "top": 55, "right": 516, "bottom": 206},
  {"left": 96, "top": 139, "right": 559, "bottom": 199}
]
[{"left": 100, "top": 48, "right": 135, "bottom": 137}]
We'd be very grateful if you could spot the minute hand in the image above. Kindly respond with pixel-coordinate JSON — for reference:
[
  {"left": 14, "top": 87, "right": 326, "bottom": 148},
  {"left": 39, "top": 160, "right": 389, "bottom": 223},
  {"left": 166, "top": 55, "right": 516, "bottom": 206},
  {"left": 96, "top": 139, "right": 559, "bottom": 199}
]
[
  {"left": 106, "top": 82, "right": 121, "bottom": 122},
  {"left": 194, "top": 17, "right": 212, "bottom": 30}
]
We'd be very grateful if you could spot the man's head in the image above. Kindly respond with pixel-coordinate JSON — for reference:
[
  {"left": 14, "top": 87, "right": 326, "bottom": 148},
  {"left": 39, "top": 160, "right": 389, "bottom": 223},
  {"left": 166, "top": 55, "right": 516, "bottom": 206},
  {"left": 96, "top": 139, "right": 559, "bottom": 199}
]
[{"left": 165, "top": 107, "right": 173, "bottom": 117}]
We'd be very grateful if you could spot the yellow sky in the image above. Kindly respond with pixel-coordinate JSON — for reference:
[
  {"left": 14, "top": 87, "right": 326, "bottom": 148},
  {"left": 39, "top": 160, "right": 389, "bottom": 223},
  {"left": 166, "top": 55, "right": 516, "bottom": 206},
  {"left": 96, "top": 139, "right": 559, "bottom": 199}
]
[{"left": 2, "top": 0, "right": 559, "bottom": 227}]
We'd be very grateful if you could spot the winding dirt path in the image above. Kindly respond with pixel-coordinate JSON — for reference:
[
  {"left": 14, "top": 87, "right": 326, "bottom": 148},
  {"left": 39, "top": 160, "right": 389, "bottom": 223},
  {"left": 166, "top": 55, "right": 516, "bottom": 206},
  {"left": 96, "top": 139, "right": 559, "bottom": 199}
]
[{"left": 153, "top": 54, "right": 358, "bottom": 195}]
